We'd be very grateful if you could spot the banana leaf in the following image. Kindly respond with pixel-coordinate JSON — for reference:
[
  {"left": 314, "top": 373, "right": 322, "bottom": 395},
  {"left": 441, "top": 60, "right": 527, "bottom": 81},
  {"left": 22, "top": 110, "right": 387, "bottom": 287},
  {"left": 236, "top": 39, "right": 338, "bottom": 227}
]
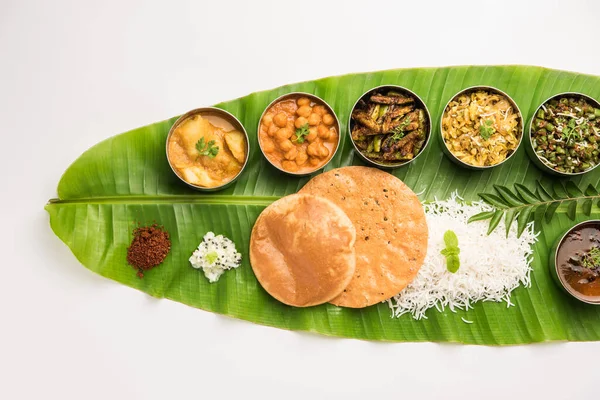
[{"left": 46, "top": 66, "right": 600, "bottom": 345}]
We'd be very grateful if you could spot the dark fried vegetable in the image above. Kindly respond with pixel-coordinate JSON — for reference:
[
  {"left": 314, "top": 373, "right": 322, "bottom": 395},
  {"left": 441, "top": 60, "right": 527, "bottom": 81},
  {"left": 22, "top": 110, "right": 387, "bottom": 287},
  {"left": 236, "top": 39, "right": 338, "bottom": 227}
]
[
  {"left": 351, "top": 90, "right": 428, "bottom": 165},
  {"left": 370, "top": 93, "right": 414, "bottom": 105}
]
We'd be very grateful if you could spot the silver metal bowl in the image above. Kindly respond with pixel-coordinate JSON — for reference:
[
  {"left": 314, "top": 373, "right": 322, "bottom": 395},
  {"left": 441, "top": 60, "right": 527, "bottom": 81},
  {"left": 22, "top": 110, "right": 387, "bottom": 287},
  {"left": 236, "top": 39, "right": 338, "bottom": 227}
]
[
  {"left": 348, "top": 85, "right": 432, "bottom": 169},
  {"left": 525, "top": 92, "right": 600, "bottom": 177},
  {"left": 439, "top": 86, "right": 524, "bottom": 170},
  {"left": 257, "top": 92, "right": 341, "bottom": 177},
  {"left": 166, "top": 107, "right": 250, "bottom": 192},
  {"left": 550, "top": 220, "right": 600, "bottom": 305}
]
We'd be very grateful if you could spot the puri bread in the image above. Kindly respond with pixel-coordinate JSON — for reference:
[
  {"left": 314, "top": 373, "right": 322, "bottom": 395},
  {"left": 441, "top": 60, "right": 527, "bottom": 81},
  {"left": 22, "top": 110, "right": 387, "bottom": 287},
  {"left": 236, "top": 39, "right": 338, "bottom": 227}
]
[
  {"left": 249, "top": 193, "right": 356, "bottom": 307},
  {"left": 299, "top": 166, "right": 428, "bottom": 308}
]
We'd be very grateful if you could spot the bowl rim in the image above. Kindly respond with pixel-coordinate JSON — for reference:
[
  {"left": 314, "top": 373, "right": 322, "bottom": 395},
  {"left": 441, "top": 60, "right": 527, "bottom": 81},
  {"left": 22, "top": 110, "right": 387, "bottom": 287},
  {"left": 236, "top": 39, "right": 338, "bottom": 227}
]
[
  {"left": 347, "top": 84, "right": 432, "bottom": 169},
  {"left": 165, "top": 107, "right": 250, "bottom": 191},
  {"left": 439, "top": 85, "right": 525, "bottom": 170},
  {"left": 554, "top": 219, "right": 600, "bottom": 305},
  {"left": 527, "top": 91, "right": 600, "bottom": 177},
  {"left": 256, "top": 91, "right": 341, "bottom": 177}
]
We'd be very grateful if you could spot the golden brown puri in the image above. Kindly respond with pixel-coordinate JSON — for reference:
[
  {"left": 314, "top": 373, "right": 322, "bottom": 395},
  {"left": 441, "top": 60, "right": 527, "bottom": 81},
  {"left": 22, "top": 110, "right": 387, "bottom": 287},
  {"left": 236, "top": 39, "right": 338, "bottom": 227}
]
[
  {"left": 299, "top": 166, "right": 428, "bottom": 308},
  {"left": 249, "top": 194, "right": 356, "bottom": 307}
]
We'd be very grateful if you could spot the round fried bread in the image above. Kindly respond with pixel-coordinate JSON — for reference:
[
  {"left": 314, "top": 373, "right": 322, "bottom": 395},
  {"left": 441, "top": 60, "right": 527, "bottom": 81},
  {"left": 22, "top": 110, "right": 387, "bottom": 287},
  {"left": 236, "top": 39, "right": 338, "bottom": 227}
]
[
  {"left": 250, "top": 193, "right": 356, "bottom": 307},
  {"left": 299, "top": 166, "right": 428, "bottom": 308}
]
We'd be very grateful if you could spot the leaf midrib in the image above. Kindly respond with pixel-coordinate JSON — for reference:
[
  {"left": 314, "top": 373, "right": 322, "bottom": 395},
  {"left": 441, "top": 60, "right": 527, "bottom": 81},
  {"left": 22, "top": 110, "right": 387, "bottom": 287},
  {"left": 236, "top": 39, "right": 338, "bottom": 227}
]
[{"left": 46, "top": 195, "right": 281, "bottom": 206}]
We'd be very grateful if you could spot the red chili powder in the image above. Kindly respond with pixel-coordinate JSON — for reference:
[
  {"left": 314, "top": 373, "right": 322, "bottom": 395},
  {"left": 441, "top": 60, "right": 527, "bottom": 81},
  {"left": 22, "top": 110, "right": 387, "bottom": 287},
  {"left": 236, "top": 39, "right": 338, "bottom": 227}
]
[{"left": 126, "top": 224, "right": 171, "bottom": 278}]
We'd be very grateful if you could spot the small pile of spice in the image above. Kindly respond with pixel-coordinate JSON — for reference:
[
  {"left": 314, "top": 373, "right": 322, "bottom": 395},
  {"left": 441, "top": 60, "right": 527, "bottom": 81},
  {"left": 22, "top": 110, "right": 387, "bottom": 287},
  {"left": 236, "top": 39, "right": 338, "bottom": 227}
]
[{"left": 126, "top": 224, "right": 171, "bottom": 278}]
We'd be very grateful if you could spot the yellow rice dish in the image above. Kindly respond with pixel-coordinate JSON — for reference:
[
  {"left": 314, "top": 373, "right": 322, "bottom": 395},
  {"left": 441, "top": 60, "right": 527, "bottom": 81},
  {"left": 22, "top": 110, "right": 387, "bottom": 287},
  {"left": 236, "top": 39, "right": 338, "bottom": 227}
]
[{"left": 441, "top": 90, "right": 522, "bottom": 167}]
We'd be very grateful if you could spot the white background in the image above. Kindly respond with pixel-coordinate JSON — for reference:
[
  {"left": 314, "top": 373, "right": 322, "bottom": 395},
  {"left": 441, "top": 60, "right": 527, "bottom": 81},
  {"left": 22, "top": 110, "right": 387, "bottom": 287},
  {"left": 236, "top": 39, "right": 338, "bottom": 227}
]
[{"left": 2, "top": 0, "right": 599, "bottom": 399}]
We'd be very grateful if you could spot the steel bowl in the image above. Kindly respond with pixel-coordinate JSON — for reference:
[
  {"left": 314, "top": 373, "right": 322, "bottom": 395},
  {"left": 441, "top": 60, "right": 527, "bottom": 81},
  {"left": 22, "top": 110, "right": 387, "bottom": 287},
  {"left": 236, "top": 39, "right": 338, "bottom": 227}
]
[
  {"left": 257, "top": 92, "right": 341, "bottom": 177},
  {"left": 439, "top": 86, "right": 524, "bottom": 170},
  {"left": 166, "top": 107, "right": 250, "bottom": 192},
  {"left": 525, "top": 92, "right": 600, "bottom": 177},
  {"left": 549, "top": 220, "right": 600, "bottom": 305},
  {"left": 347, "top": 85, "right": 432, "bottom": 169}
]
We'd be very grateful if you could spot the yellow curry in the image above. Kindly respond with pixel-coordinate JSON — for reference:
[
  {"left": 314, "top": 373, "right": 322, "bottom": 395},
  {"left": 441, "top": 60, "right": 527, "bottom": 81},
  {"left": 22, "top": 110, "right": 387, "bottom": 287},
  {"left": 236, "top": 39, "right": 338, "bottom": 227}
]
[{"left": 168, "top": 114, "right": 247, "bottom": 188}]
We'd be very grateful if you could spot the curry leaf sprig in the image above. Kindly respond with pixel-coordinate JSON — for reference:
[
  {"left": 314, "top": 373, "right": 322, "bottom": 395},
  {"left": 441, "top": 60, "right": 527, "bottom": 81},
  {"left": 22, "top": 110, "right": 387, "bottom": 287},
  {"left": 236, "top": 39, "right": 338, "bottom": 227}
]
[{"left": 468, "top": 181, "right": 600, "bottom": 237}]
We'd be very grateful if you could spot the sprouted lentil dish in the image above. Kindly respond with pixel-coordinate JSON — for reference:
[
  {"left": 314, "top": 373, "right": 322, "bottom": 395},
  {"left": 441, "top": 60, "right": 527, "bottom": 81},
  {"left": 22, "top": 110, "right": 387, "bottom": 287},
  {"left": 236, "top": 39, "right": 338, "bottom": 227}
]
[
  {"left": 442, "top": 89, "right": 522, "bottom": 167},
  {"left": 531, "top": 95, "right": 600, "bottom": 174}
]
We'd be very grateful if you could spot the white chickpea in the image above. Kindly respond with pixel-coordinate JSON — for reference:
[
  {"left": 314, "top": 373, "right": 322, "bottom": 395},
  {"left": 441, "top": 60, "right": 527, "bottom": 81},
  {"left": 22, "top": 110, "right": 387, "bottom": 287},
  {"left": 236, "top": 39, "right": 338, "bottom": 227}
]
[
  {"left": 268, "top": 124, "right": 278, "bottom": 136},
  {"left": 306, "top": 127, "right": 318, "bottom": 142},
  {"left": 275, "top": 128, "right": 293, "bottom": 141},
  {"left": 297, "top": 97, "right": 311, "bottom": 106},
  {"left": 318, "top": 144, "right": 330, "bottom": 158},
  {"left": 322, "top": 113, "right": 335, "bottom": 126},
  {"left": 278, "top": 139, "right": 294, "bottom": 152},
  {"left": 307, "top": 141, "right": 319, "bottom": 157},
  {"left": 282, "top": 160, "right": 299, "bottom": 172},
  {"left": 284, "top": 146, "right": 298, "bottom": 160},
  {"left": 296, "top": 150, "right": 308, "bottom": 165},
  {"left": 308, "top": 156, "right": 321, "bottom": 166},
  {"left": 317, "top": 124, "right": 330, "bottom": 139},
  {"left": 274, "top": 112, "right": 288, "bottom": 128},
  {"left": 312, "top": 105, "right": 326, "bottom": 115},
  {"left": 308, "top": 113, "right": 321, "bottom": 126},
  {"left": 296, "top": 105, "right": 312, "bottom": 118},
  {"left": 262, "top": 113, "right": 274, "bottom": 127},
  {"left": 295, "top": 116, "right": 308, "bottom": 129},
  {"left": 261, "top": 137, "right": 275, "bottom": 153}
]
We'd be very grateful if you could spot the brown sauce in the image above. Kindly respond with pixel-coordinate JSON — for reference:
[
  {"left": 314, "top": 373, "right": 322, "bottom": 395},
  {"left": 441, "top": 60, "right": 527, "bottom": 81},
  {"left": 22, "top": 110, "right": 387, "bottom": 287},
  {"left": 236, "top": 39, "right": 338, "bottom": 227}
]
[{"left": 556, "top": 222, "right": 600, "bottom": 302}]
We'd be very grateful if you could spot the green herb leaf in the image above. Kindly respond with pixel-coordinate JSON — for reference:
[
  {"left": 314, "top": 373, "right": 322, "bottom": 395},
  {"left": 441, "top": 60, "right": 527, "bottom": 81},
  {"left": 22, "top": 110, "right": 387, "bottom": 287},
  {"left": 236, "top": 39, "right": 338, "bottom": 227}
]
[
  {"left": 566, "top": 200, "right": 577, "bottom": 220},
  {"left": 195, "top": 137, "right": 220, "bottom": 158},
  {"left": 517, "top": 206, "right": 533, "bottom": 238},
  {"left": 514, "top": 184, "right": 540, "bottom": 204},
  {"left": 553, "top": 182, "right": 568, "bottom": 199},
  {"left": 494, "top": 185, "right": 524, "bottom": 206},
  {"left": 545, "top": 201, "right": 562, "bottom": 223},
  {"left": 443, "top": 230, "right": 459, "bottom": 248},
  {"left": 293, "top": 124, "right": 310, "bottom": 143},
  {"left": 440, "top": 230, "right": 460, "bottom": 273},
  {"left": 479, "top": 119, "right": 495, "bottom": 140},
  {"left": 585, "top": 184, "right": 598, "bottom": 197},
  {"left": 581, "top": 247, "right": 600, "bottom": 269},
  {"left": 467, "top": 211, "right": 495, "bottom": 223},
  {"left": 487, "top": 210, "right": 504, "bottom": 235},
  {"left": 478, "top": 193, "right": 509, "bottom": 209},
  {"left": 390, "top": 117, "right": 412, "bottom": 142},
  {"left": 536, "top": 182, "right": 554, "bottom": 201},
  {"left": 583, "top": 199, "right": 592, "bottom": 216},
  {"left": 504, "top": 209, "right": 517, "bottom": 238},
  {"left": 565, "top": 181, "right": 584, "bottom": 197}
]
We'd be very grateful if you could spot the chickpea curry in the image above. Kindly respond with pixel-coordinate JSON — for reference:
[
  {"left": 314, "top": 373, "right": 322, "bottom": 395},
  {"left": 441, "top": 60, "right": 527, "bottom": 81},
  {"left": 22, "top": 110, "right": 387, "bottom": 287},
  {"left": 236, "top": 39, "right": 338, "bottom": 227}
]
[
  {"left": 167, "top": 114, "right": 248, "bottom": 188},
  {"left": 259, "top": 95, "right": 339, "bottom": 174}
]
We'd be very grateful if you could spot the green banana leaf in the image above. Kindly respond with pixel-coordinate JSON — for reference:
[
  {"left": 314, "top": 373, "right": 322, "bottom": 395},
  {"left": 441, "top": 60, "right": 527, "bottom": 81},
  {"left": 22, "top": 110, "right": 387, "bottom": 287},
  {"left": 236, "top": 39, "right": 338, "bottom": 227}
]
[{"left": 46, "top": 65, "right": 600, "bottom": 345}]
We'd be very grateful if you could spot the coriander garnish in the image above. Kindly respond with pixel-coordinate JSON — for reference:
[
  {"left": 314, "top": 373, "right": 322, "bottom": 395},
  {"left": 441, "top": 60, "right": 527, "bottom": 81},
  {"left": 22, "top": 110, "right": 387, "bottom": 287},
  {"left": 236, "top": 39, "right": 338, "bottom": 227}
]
[
  {"left": 440, "top": 230, "right": 460, "bottom": 273},
  {"left": 479, "top": 119, "right": 495, "bottom": 140},
  {"left": 581, "top": 247, "right": 600, "bottom": 269},
  {"left": 390, "top": 117, "right": 411, "bottom": 142},
  {"left": 195, "top": 137, "right": 219, "bottom": 158},
  {"left": 293, "top": 123, "right": 310, "bottom": 143}
]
